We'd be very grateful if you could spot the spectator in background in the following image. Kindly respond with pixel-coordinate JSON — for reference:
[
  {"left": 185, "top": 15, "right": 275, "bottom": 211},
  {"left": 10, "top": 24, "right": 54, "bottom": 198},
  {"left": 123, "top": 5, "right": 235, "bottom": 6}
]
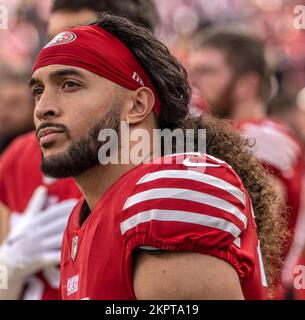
[
  {"left": 0, "top": 68, "right": 34, "bottom": 153},
  {"left": 189, "top": 27, "right": 271, "bottom": 120},
  {"left": 48, "top": 0, "right": 159, "bottom": 38},
  {"left": 189, "top": 28, "right": 305, "bottom": 299}
]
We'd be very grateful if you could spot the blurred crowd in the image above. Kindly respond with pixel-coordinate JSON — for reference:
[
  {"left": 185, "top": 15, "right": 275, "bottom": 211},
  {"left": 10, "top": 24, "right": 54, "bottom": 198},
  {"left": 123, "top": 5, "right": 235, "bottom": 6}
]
[
  {"left": 1, "top": 0, "right": 305, "bottom": 146},
  {"left": 1, "top": 0, "right": 305, "bottom": 90},
  {"left": 1, "top": 0, "right": 305, "bottom": 300}
]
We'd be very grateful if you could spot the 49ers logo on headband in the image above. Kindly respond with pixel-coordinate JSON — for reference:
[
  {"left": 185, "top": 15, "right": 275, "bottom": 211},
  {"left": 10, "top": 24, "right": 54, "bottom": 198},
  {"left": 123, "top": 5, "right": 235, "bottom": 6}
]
[{"left": 44, "top": 31, "right": 77, "bottom": 48}]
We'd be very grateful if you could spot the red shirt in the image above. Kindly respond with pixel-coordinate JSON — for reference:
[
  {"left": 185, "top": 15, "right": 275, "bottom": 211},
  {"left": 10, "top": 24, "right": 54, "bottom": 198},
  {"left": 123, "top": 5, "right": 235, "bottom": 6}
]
[
  {"left": 60, "top": 153, "right": 267, "bottom": 300},
  {"left": 238, "top": 119, "right": 304, "bottom": 233},
  {"left": 237, "top": 119, "right": 305, "bottom": 298},
  {"left": 0, "top": 131, "right": 81, "bottom": 300}
]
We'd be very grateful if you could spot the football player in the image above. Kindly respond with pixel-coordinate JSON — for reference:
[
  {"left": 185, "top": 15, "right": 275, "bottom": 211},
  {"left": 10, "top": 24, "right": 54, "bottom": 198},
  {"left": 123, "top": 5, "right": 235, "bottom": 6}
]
[
  {"left": 0, "top": 0, "right": 159, "bottom": 300},
  {"left": 30, "top": 14, "right": 285, "bottom": 299}
]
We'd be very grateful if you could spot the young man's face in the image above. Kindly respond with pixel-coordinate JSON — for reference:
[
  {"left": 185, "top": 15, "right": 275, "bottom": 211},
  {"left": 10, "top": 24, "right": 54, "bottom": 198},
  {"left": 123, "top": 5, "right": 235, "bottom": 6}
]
[
  {"left": 48, "top": 9, "right": 97, "bottom": 39},
  {"left": 31, "top": 65, "right": 126, "bottom": 177},
  {"left": 189, "top": 46, "right": 237, "bottom": 118}
]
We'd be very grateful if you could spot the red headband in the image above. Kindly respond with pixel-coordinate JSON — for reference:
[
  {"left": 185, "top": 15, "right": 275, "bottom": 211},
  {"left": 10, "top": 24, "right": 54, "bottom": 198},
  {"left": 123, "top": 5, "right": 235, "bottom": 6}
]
[{"left": 32, "top": 25, "right": 160, "bottom": 117}]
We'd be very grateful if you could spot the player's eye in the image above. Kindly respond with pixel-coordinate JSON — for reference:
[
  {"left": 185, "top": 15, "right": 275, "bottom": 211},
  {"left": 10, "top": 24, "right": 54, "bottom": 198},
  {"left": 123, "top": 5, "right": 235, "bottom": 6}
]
[
  {"left": 31, "top": 86, "right": 44, "bottom": 97},
  {"left": 62, "top": 81, "right": 79, "bottom": 89}
]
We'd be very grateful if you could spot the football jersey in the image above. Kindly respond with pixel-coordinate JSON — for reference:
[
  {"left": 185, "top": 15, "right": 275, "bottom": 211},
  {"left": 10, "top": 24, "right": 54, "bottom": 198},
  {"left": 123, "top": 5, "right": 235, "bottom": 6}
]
[
  {"left": 237, "top": 119, "right": 304, "bottom": 233},
  {"left": 237, "top": 119, "right": 304, "bottom": 299},
  {"left": 60, "top": 153, "right": 267, "bottom": 300},
  {"left": 0, "top": 131, "right": 81, "bottom": 300}
]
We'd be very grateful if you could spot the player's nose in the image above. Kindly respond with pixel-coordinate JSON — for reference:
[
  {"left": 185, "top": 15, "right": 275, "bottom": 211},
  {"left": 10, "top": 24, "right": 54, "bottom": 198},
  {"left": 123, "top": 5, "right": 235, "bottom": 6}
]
[{"left": 34, "top": 94, "right": 62, "bottom": 121}]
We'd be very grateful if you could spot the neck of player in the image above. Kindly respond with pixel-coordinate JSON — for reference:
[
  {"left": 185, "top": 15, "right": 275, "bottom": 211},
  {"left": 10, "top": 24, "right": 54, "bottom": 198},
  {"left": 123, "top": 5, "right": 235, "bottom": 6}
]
[{"left": 74, "top": 148, "right": 155, "bottom": 211}]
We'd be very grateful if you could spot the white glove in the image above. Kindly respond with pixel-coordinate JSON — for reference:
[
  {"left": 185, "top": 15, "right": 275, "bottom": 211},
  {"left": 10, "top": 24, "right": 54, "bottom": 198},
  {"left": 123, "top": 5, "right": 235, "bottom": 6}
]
[{"left": 0, "top": 186, "right": 77, "bottom": 281}]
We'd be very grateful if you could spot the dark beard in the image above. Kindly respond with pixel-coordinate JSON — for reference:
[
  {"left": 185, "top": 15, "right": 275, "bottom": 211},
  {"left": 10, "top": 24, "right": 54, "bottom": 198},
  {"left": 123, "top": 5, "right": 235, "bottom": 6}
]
[{"left": 41, "top": 106, "right": 121, "bottom": 178}]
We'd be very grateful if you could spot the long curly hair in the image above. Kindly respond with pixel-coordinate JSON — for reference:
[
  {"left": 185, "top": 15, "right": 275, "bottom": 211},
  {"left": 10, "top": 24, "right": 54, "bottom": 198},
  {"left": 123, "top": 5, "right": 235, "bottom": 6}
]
[
  {"left": 92, "top": 14, "right": 288, "bottom": 289},
  {"left": 183, "top": 115, "right": 288, "bottom": 291}
]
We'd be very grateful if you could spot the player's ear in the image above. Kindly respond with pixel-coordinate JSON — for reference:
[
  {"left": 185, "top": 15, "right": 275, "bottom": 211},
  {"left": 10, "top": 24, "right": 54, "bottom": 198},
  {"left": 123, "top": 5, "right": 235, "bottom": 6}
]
[{"left": 126, "top": 87, "right": 155, "bottom": 124}]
